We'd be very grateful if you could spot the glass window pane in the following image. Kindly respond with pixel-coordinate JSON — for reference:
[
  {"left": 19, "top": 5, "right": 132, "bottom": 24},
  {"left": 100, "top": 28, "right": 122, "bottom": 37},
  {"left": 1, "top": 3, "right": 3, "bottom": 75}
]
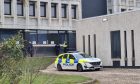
[
  {"left": 62, "top": 4, "right": 67, "bottom": 18},
  {"left": 29, "top": 30, "right": 37, "bottom": 44},
  {"left": 71, "top": 5, "right": 76, "bottom": 19},
  {"left": 4, "top": 3, "right": 11, "bottom": 15},
  {"left": 47, "top": 31, "right": 58, "bottom": 44},
  {"left": 38, "top": 30, "right": 47, "bottom": 44},
  {"left": 51, "top": 3, "right": 57, "bottom": 18},
  {"left": 17, "top": 3, "right": 23, "bottom": 16},
  {"left": 29, "top": 2, "right": 35, "bottom": 16},
  {"left": 40, "top": 2, "right": 46, "bottom": 17}
]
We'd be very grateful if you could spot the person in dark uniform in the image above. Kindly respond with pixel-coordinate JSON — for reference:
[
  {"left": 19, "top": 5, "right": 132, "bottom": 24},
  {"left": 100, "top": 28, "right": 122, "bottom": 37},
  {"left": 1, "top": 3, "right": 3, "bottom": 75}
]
[
  {"left": 23, "top": 40, "right": 28, "bottom": 57},
  {"left": 27, "top": 42, "right": 34, "bottom": 57},
  {"left": 55, "top": 44, "right": 60, "bottom": 56}
]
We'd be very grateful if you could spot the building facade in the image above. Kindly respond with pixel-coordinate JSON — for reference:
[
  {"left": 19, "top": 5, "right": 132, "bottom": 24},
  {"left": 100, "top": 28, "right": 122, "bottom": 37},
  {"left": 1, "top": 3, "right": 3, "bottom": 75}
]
[
  {"left": 76, "top": 10, "right": 140, "bottom": 67},
  {"left": 0, "top": 0, "right": 82, "bottom": 56},
  {"left": 107, "top": 0, "right": 140, "bottom": 14},
  {"left": 82, "top": 0, "right": 107, "bottom": 18}
]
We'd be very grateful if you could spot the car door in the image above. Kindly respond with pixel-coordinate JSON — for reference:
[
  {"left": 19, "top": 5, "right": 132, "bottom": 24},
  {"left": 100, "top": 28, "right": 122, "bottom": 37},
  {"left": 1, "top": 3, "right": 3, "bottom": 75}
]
[
  {"left": 68, "top": 54, "right": 77, "bottom": 70},
  {"left": 62, "top": 54, "right": 69, "bottom": 69}
]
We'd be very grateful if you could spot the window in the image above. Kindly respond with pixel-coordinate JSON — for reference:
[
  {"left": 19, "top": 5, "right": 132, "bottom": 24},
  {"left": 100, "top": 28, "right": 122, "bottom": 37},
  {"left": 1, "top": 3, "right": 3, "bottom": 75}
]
[
  {"left": 29, "top": 30, "right": 37, "bottom": 44},
  {"left": 71, "top": 5, "right": 77, "bottom": 19},
  {"left": 110, "top": 31, "right": 121, "bottom": 58},
  {"left": 62, "top": 4, "right": 67, "bottom": 18},
  {"left": 51, "top": 3, "right": 57, "bottom": 18},
  {"left": 38, "top": 30, "right": 47, "bottom": 44},
  {"left": 121, "top": 8, "right": 126, "bottom": 12},
  {"left": 40, "top": 2, "right": 46, "bottom": 17},
  {"left": 69, "top": 54, "right": 75, "bottom": 59},
  {"left": 131, "top": 30, "right": 135, "bottom": 66},
  {"left": 88, "top": 35, "right": 91, "bottom": 56},
  {"left": 29, "top": 1, "right": 36, "bottom": 16},
  {"left": 63, "top": 54, "right": 68, "bottom": 59},
  {"left": 17, "top": 0, "right": 23, "bottom": 16},
  {"left": 4, "top": 0, "right": 11, "bottom": 15},
  {"left": 47, "top": 31, "right": 59, "bottom": 44},
  {"left": 59, "top": 55, "right": 63, "bottom": 59},
  {"left": 82, "top": 35, "right": 85, "bottom": 53}
]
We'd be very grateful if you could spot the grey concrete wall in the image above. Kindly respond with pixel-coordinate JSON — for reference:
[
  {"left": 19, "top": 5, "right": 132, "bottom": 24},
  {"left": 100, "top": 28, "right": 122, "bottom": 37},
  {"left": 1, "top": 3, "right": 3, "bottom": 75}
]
[
  {"left": 82, "top": 0, "right": 107, "bottom": 18},
  {"left": 76, "top": 10, "right": 140, "bottom": 67},
  {"left": 0, "top": 0, "right": 82, "bottom": 30}
]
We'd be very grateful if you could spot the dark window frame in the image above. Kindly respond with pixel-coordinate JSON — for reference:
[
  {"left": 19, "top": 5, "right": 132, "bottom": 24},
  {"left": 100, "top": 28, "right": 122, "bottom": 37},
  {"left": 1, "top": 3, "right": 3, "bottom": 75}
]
[
  {"left": 110, "top": 30, "right": 121, "bottom": 58},
  {"left": 82, "top": 35, "right": 85, "bottom": 53},
  {"left": 61, "top": 4, "right": 67, "bottom": 18},
  {"left": 124, "top": 31, "right": 128, "bottom": 66},
  {"left": 17, "top": 0, "right": 24, "bottom": 16},
  {"left": 131, "top": 30, "right": 135, "bottom": 66},
  {"left": 88, "top": 35, "right": 91, "bottom": 56},
  {"left": 94, "top": 34, "right": 96, "bottom": 58},
  {"left": 29, "top": 1, "right": 36, "bottom": 16},
  {"left": 40, "top": 2, "right": 46, "bottom": 17},
  {"left": 71, "top": 5, "right": 77, "bottom": 19},
  {"left": 4, "top": 0, "right": 12, "bottom": 15},
  {"left": 51, "top": 3, "right": 57, "bottom": 18}
]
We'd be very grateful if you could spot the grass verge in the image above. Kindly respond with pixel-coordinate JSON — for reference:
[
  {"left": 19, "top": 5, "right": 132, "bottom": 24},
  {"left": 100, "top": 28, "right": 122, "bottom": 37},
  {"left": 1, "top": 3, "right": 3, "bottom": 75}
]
[{"left": 1, "top": 57, "right": 91, "bottom": 84}]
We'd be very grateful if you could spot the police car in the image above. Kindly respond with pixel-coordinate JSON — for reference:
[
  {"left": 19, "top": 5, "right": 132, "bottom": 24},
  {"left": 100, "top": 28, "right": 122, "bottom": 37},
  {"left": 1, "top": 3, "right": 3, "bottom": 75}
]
[{"left": 54, "top": 52, "right": 102, "bottom": 72}]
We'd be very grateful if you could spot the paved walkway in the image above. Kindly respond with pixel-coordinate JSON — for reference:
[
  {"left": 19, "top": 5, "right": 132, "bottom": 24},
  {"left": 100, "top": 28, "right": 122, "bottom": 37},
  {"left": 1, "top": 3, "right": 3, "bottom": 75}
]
[{"left": 41, "top": 64, "right": 140, "bottom": 84}]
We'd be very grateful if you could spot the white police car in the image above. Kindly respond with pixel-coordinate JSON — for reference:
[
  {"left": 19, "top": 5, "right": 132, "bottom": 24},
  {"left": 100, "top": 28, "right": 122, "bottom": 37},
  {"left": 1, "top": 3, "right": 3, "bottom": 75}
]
[{"left": 54, "top": 52, "right": 102, "bottom": 71}]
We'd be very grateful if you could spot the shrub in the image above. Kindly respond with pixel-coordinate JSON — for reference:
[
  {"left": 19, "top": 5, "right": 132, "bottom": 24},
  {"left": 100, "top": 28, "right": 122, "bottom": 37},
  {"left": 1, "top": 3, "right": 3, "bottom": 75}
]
[{"left": 0, "top": 33, "right": 25, "bottom": 84}]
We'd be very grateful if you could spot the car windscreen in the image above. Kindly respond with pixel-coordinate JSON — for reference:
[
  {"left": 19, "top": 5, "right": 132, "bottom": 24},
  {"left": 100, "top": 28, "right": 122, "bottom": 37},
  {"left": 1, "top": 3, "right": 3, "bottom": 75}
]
[
  {"left": 80, "top": 53, "right": 92, "bottom": 58},
  {"left": 74, "top": 53, "right": 92, "bottom": 59}
]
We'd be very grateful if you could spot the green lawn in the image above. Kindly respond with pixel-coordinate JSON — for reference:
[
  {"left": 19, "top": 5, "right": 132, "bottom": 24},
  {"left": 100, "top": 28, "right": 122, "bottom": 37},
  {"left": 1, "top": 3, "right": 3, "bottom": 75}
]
[
  {"left": 0, "top": 57, "right": 91, "bottom": 84},
  {"left": 20, "top": 73, "right": 91, "bottom": 84}
]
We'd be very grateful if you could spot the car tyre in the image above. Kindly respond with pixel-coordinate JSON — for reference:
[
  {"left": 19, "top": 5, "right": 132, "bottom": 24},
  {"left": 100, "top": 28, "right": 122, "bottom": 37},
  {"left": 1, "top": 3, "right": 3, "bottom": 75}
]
[
  {"left": 95, "top": 68, "right": 100, "bottom": 71},
  {"left": 57, "top": 64, "right": 63, "bottom": 71},
  {"left": 77, "top": 64, "right": 83, "bottom": 72}
]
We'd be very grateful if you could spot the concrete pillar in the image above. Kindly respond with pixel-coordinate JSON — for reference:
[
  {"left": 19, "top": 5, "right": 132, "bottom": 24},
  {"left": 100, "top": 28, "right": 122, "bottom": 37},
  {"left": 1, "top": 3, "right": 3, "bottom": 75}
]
[
  {"left": 25, "top": 0, "right": 29, "bottom": 29},
  {"left": 48, "top": 0, "right": 51, "bottom": 26},
  {"left": 134, "top": 0, "right": 136, "bottom": 8},
  {"left": 12, "top": 0, "right": 17, "bottom": 24},
  {"left": 37, "top": 0, "right": 40, "bottom": 26},
  {"left": 58, "top": 1, "right": 62, "bottom": 26},
  {"left": 113, "top": 0, "right": 119, "bottom": 13},
  {"left": 0, "top": 0, "right": 4, "bottom": 24},
  {"left": 118, "top": 0, "right": 122, "bottom": 12},
  {"left": 77, "top": 0, "right": 82, "bottom": 20},
  {"left": 68, "top": 1, "right": 72, "bottom": 27},
  {"left": 126, "top": 0, "right": 129, "bottom": 11}
]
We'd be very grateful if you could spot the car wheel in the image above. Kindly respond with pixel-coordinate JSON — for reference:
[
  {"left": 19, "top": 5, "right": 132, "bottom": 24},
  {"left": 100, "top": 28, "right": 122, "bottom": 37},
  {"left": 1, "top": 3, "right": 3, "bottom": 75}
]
[
  {"left": 77, "top": 64, "right": 83, "bottom": 72},
  {"left": 95, "top": 68, "right": 100, "bottom": 71},
  {"left": 57, "top": 64, "right": 63, "bottom": 71}
]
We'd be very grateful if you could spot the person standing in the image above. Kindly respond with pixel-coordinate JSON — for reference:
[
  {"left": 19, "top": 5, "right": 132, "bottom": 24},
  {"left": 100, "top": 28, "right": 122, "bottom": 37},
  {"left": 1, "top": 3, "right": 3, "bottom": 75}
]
[
  {"left": 28, "top": 42, "right": 34, "bottom": 57},
  {"left": 55, "top": 44, "right": 60, "bottom": 56},
  {"left": 63, "top": 41, "right": 68, "bottom": 53}
]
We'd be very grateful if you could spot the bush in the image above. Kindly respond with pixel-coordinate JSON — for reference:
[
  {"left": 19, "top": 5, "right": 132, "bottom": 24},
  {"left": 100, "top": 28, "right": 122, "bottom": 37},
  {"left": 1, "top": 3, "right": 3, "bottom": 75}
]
[{"left": 0, "top": 33, "right": 25, "bottom": 84}]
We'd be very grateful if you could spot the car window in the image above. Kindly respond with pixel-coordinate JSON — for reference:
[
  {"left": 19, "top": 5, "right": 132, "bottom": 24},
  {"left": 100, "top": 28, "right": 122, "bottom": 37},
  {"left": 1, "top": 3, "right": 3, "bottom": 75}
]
[
  {"left": 59, "top": 55, "right": 63, "bottom": 59},
  {"left": 80, "top": 53, "right": 92, "bottom": 58},
  {"left": 63, "top": 54, "right": 68, "bottom": 59},
  {"left": 69, "top": 54, "right": 75, "bottom": 60},
  {"left": 74, "top": 53, "right": 92, "bottom": 59}
]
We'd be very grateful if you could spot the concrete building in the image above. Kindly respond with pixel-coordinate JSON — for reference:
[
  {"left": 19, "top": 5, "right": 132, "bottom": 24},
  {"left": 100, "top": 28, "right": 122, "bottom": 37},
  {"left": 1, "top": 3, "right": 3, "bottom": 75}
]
[
  {"left": 107, "top": 0, "right": 140, "bottom": 14},
  {"left": 82, "top": 0, "right": 107, "bottom": 18},
  {"left": 76, "top": 10, "right": 140, "bottom": 67},
  {"left": 0, "top": 0, "right": 82, "bottom": 56}
]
